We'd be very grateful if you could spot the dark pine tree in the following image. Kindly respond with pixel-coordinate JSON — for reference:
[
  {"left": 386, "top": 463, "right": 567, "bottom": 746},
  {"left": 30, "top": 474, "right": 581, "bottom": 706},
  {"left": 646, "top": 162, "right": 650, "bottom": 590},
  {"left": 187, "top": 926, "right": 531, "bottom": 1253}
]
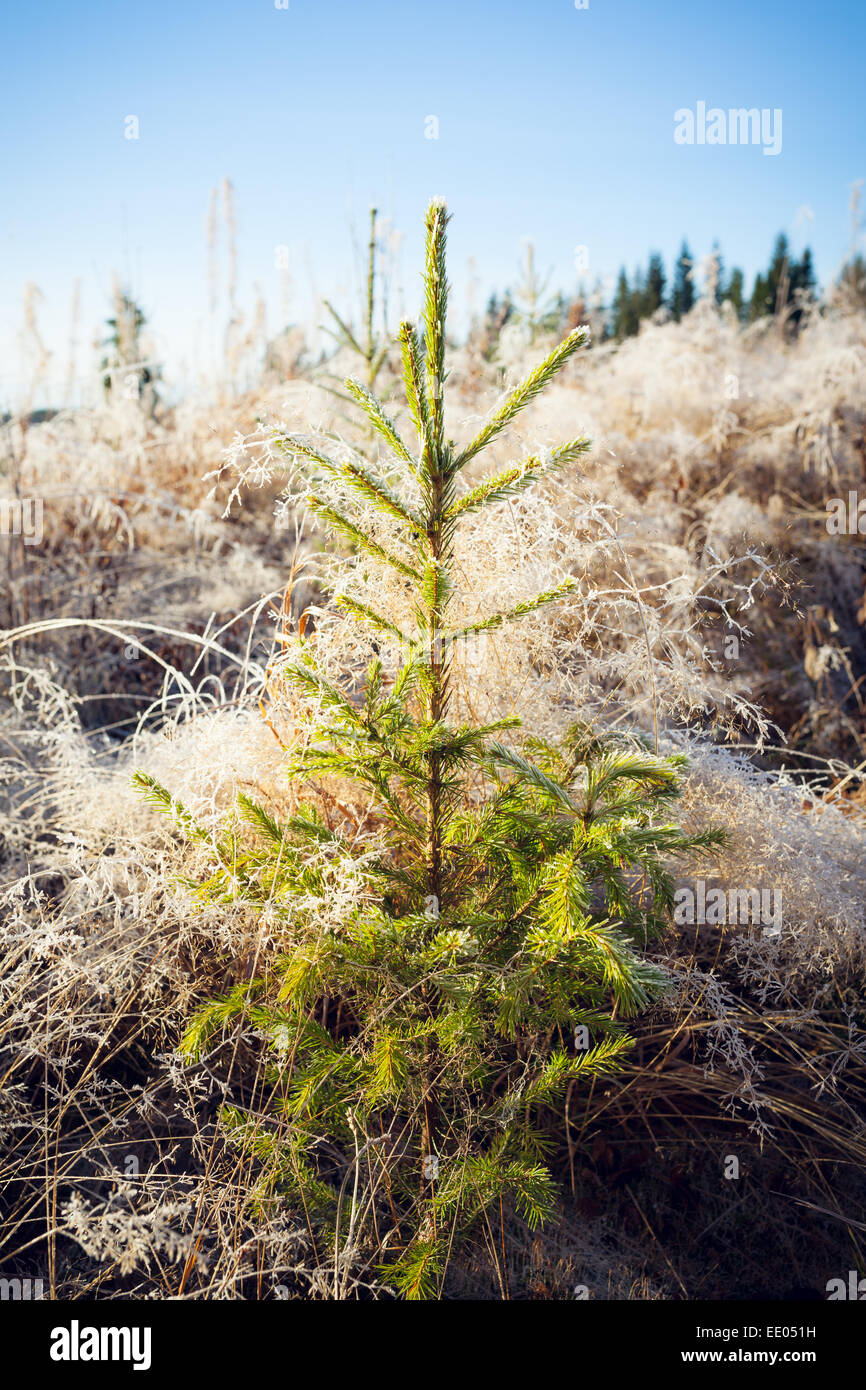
[
  {"left": 611, "top": 269, "right": 639, "bottom": 340},
  {"left": 670, "top": 241, "right": 695, "bottom": 321},
  {"left": 748, "top": 234, "right": 816, "bottom": 330},
  {"left": 725, "top": 267, "right": 746, "bottom": 321},
  {"left": 748, "top": 271, "right": 770, "bottom": 322},
  {"left": 711, "top": 241, "right": 725, "bottom": 307},
  {"left": 643, "top": 253, "right": 666, "bottom": 318},
  {"left": 838, "top": 253, "right": 866, "bottom": 308}
]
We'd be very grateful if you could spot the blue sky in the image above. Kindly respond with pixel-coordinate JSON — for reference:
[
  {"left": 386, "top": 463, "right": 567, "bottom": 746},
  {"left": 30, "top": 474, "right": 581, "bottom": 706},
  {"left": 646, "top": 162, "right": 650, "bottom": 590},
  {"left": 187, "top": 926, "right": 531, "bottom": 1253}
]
[{"left": 2, "top": 0, "right": 864, "bottom": 403}]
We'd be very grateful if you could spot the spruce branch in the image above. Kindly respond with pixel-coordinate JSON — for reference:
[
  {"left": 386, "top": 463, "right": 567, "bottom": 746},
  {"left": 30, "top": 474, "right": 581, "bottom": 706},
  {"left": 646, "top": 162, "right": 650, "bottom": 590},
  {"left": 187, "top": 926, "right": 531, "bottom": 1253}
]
[
  {"left": 335, "top": 457, "right": 423, "bottom": 530},
  {"left": 421, "top": 199, "right": 451, "bottom": 471},
  {"left": 455, "top": 325, "right": 589, "bottom": 469},
  {"left": 485, "top": 743, "right": 578, "bottom": 813},
  {"left": 445, "top": 438, "right": 590, "bottom": 520},
  {"left": 451, "top": 577, "right": 578, "bottom": 640},
  {"left": 276, "top": 434, "right": 422, "bottom": 530},
  {"left": 343, "top": 377, "right": 417, "bottom": 469},
  {"left": 333, "top": 592, "right": 408, "bottom": 641},
  {"left": 305, "top": 496, "right": 421, "bottom": 580},
  {"left": 273, "top": 433, "right": 345, "bottom": 476},
  {"left": 321, "top": 300, "right": 365, "bottom": 358},
  {"left": 131, "top": 771, "right": 210, "bottom": 841},
  {"left": 398, "top": 318, "right": 431, "bottom": 446}
]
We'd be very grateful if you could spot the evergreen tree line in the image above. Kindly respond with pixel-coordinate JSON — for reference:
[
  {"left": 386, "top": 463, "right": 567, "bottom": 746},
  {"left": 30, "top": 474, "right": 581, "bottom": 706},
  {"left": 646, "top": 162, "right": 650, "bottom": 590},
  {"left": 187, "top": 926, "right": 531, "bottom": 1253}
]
[
  {"left": 605, "top": 232, "right": 817, "bottom": 340},
  {"left": 480, "top": 232, "right": 819, "bottom": 352}
]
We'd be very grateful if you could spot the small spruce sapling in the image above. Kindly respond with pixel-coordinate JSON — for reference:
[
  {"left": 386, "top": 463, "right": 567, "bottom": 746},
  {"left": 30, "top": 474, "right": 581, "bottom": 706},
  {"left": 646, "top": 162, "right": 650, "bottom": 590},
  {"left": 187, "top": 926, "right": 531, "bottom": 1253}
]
[
  {"left": 134, "top": 199, "right": 724, "bottom": 1299},
  {"left": 320, "top": 206, "right": 390, "bottom": 399}
]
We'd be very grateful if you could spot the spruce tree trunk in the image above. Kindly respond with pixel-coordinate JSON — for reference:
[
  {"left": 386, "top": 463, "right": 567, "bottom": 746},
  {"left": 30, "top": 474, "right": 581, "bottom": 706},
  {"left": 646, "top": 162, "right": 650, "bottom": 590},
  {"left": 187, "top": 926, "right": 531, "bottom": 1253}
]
[
  {"left": 421, "top": 453, "right": 446, "bottom": 1192},
  {"left": 420, "top": 224, "right": 450, "bottom": 1190}
]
